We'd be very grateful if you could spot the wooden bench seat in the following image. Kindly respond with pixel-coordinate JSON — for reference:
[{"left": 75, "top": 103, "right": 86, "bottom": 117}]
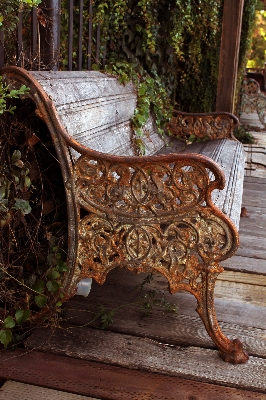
[{"left": 2, "top": 67, "right": 248, "bottom": 364}]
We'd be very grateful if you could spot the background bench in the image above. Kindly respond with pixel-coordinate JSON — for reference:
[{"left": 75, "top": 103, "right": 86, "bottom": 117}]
[
  {"left": 2, "top": 67, "right": 248, "bottom": 364},
  {"left": 240, "top": 77, "right": 266, "bottom": 129}
]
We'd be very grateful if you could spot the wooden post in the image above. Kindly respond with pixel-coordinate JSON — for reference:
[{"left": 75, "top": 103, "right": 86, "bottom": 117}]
[{"left": 216, "top": 0, "right": 244, "bottom": 113}]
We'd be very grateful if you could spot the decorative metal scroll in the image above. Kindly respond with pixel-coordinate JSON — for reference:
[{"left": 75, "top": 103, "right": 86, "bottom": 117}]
[
  {"left": 240, "top": 78, "right": 266, "bottom": 129},
  {"left": 167, "top": 112, "right": 237, "bottom": 141},
  {"left": 73, "top": 156, "right": 236, "bottom": 294}
]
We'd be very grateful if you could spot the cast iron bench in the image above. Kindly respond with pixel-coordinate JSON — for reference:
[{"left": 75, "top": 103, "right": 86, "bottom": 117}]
[
  {"left": 240, "top": 77, "right": 266, "bottom": 129},
  {"left": 2, "top": 67, "right": 248, "bottom": 364}
]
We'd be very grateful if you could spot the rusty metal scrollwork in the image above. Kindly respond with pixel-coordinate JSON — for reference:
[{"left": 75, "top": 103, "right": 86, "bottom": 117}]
[
  {"left": 167, "top": 111, "right": 238, "bottom": 141},
  {"left": 74, "top": 156, "right": 236, "bottom": 288},
  {"left": 240, "top": 78, "right": 266, "bottom": 129},
  {"left": 73, "top": 154, "right": 248, "bottom": 364}
]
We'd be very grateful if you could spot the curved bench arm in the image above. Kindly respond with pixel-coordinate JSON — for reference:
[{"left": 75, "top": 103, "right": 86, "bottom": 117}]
[
  {"left": 73, "top": 153, "right": 247, "bottom": 364},
  {"left": 167, "top": 110, "right": 239, "bottom": 142},
  {"left": 73, "top": 152, "right": 239, "bottom": 289}
]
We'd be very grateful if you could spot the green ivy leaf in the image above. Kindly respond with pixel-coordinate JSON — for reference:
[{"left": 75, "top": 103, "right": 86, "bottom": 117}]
[
  {"left": 57, "top": 260, "right": 68, "bottom": 272},
  {"left": 32, "top": 280, "right": 45, "bottom": 294},
  {"left": 14, "top": 198, "right": 32, "bottom": 215},
  {"left": 15, "top": 309, "right": 30, "bottom": 325},
  {"left": 11, "top": 150, "right": 21, "bottom": 163},
  {"left": 47, "top": 268, "right": 60, "bottom": 280},
  {"left": 3, "top": 316, "right": 15, "bottom": 329},
  {"left": 34, "top": 294, "right": 47, "bottom": 308},
  {"left": 0, "top": 329, "right": 12, "bottom": 348},
  {"left": 24, "top": 176, "right": 31, "bottom": 188},
  {"left": 92, "top": 63, "right": 100, "bottom": 71},
  {"left": 46, "top": 280, "right": 60, "bottom": 294}
]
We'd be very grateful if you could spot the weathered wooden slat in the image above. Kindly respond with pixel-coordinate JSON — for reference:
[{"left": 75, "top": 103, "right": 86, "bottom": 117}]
[
  {"left": 242, "top": 195, "right": 266, "bottom": 209},
  {"left": 58, "top": 268, "right": 266, "bottom": 358},
  {"left": 243, "top": 176, "right": 266, "bottom": 185},
  {"left": 27, "top": 71, "right": 168, "bottom": 158},
  {"left": 238, "top": 207, "right": 266, "bottom": 237},
  {"left": 242, "top": 187, "right": 266, "bottom": 208},
  {"left": 237, "top": 235, "right": 266, "bottom": 259},
  {"left": 63, "top": 303, "right": 266, "bottom": 358},
  {"left": 218, "top": 271, "right": 266, "bottom": 285},
  {"left": 221, "top": 255, "right": 266, "bottom": 275},
  {"left": 66, "top": 268, "right": 266, "bottom": 329},
  {"left": 0, "top": 381, "right": 93, "bottom": 400},
  {"left": 1, "top": 350, "right": 264, "bottom": 400},
  {"left": 215, "top": 279, "right": 266, "bottom": 307},
  {"left": 25, "top": 327, "right": 266, "bottom": 392},
  {"left": 183, "top": 138, "right": 245, "bottom": 229}
]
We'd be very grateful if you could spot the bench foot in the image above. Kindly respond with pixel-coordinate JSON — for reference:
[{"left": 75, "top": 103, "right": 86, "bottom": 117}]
[
  {"left": 194, "top": 264, "right": 249, "bottom": 364},
  {"left": 218, "top": 339, "right": 249, "bottom": 364}
]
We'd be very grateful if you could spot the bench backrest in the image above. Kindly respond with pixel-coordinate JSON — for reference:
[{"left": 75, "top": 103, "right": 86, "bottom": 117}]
[{"left": 29, "top": 71, "right": 167, "bottom": 159}]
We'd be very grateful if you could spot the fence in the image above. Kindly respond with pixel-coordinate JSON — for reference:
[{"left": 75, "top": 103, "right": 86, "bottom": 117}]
[{"left": 0, "top": 0, "right": 105, "bottom": 71}]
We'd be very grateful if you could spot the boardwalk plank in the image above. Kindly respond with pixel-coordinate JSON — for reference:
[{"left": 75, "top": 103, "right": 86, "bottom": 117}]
[
  {"left": 221, "top": 256, "right": 266, "bottom": 275},
  {"left": 25, "top": 327, "right": 266, "bottom": 393},
  {"left": 237, "top": 235, "right": 266, "bottom": 259},
  {"left": 1, "top": 350, "right": 265, "bottom": 400},
  {"left": 56, "top": 269, "right": 266, "bottom": 358}
]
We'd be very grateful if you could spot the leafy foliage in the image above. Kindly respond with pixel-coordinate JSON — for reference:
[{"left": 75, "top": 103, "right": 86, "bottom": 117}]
[
  {"left": 0, "top": 0, "right": 41, "bottom": 31},
  {"left": 234, "top": 125, "right": 254, "bottom": 144},
  {"left": 0, "top": 97, "right": 68, "bottom": 348},
  {"left": 246, "top": 7, "right": 266, "bottom": 68},
  {"left": 59, "top": 0, "right": 224, "bottom": 151},
  {"left": 237, "top": 0, "right": 259, "bottom": 105}
]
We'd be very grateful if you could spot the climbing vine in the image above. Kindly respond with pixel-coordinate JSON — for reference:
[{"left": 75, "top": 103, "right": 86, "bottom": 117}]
[
  {"left": 59, "top": 0, "right": 224, "bottom": 151},
  {"left": 237, "top": 0, "right": 260, "bottom": 110}
]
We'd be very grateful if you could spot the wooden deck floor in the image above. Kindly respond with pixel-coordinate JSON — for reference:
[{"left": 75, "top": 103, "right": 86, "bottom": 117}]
[{"left": 0, "top": 114, "right": 266, "bottom": 399}]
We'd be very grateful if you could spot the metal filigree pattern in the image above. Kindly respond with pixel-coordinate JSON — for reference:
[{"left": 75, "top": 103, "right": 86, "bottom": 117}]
[
  {"left": 167, "top": 111, "right": 238, "bottom": 141},
  {"left": 74, "top": 154, "right": 248, "bottom": 363},
  {"left": 74, "top": 155, "right": 236, "bottom": 289},
  {"left": 240, "top": 78, "right": 266, "bottom": 129}
]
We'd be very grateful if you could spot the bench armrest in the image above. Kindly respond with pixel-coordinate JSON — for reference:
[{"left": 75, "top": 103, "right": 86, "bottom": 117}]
[
  {"left": 73, "top": 151, "right": 239, "bottom": 290},
  {"left": 167, "top": 110, "right": 239, "bottom": 142}
]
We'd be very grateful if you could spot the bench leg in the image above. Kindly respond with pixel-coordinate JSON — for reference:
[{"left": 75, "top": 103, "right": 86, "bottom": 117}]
[{"left": 193, "top": 264, "right": 249, "bottom": 364}]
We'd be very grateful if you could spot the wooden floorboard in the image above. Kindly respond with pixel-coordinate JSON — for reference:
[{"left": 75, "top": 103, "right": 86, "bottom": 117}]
[
  {"left": 244, "top": 176, "right": 266, "bottom": 185},
  {"left": 25, "top": 327, "right": 266, "bottom": 393},
  {"left": 1, "top": 350, "right": 265, "bottom": 400},
  {"left": 222, "top": 255, "right": 266, "bottom": 275},
  {"left": 236, "top": 235, "right": 266, "bottom": 259}
]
